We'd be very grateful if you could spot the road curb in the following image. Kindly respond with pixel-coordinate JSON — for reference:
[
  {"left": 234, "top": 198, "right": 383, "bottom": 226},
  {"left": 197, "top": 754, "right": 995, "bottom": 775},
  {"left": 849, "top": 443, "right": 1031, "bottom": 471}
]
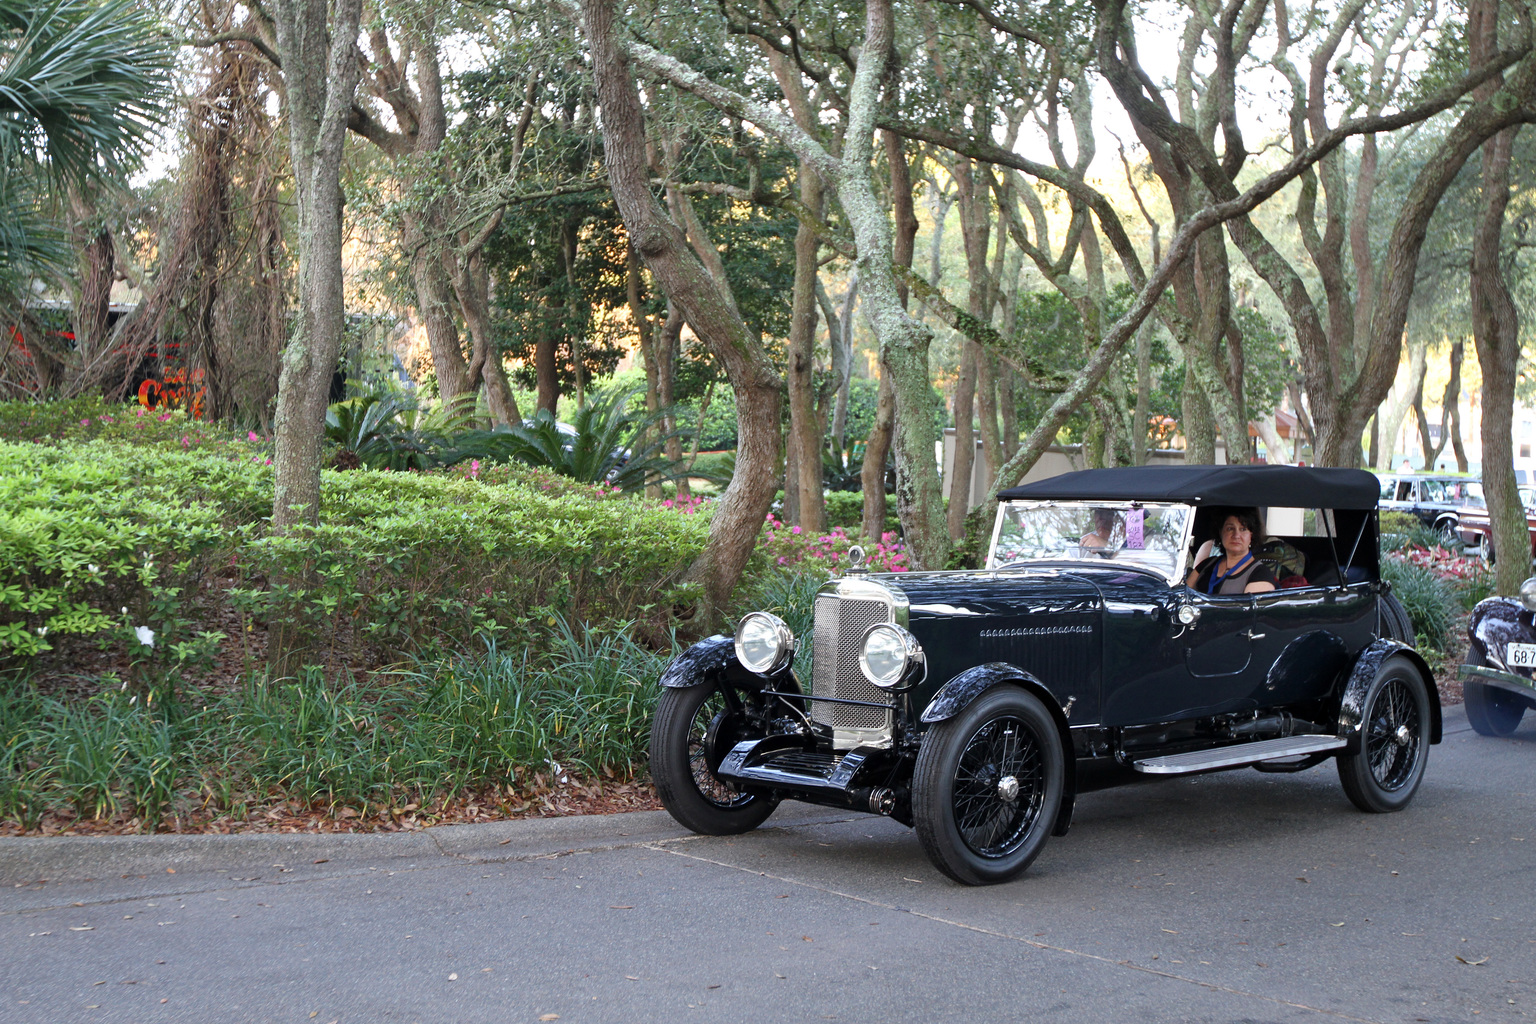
[{"left": 0, "top": 804, "right": 854, "bottom": 884}]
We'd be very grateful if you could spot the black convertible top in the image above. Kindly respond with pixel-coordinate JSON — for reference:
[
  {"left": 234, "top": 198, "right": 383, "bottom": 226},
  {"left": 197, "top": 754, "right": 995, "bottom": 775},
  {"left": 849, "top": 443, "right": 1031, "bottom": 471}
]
[{"left": 997, "top": 464, "right": 1380, "bottom": 510}]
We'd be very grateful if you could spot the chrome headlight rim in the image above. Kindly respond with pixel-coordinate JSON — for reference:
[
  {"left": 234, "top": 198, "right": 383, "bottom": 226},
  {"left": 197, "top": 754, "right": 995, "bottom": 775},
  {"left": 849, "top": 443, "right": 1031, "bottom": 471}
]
[
  {"left": 1520, "top": 577, "right": 1536, "bottom": 613},
  {"left": 734, "top": 611, "right": 794, "bottom": 675},
  {"left": 859, "top": 623, "right": 924, "bottom": 690}
]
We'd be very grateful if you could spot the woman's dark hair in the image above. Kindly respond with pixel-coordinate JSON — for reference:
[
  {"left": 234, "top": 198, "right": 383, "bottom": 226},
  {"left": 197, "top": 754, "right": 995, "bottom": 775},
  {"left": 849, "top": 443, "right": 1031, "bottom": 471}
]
[{"left": 1212, "top": 507, "right": 1265, "bottom": 548}]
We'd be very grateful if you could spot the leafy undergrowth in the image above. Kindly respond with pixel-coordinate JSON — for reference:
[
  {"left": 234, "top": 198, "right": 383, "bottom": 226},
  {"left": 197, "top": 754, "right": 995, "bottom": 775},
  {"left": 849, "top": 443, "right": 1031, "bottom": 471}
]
[{"left": 0, "top": 624, "right": 674, "bottom": 836}]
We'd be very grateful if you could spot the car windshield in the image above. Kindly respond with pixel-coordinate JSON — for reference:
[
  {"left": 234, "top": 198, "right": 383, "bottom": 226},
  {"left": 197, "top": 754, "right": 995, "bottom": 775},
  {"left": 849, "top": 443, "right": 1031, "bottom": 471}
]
[{"left": 989, "top": 501, "right": 1192, "bottom": 581}]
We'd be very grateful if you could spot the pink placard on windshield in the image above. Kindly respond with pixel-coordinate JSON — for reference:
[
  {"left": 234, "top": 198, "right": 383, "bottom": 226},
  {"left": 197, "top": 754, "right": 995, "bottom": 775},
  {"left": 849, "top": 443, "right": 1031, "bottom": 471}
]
[{"left": 1125, "top": 509, "right": 1145, "bottom": 549}]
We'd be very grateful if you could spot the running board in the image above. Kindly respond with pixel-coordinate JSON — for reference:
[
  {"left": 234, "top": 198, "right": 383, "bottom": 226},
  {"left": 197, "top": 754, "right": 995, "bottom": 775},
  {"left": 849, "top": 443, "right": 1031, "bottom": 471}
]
[{"left": 1133, "top": 735, "right": 1346, "bottom": 775}]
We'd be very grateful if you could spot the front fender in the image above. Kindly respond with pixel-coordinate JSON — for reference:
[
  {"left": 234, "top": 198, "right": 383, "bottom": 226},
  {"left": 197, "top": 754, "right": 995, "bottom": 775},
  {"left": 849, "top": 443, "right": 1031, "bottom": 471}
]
[
  {"left": 658, "top": 634, "right": 793, "bottom": 691},
  {"left": 1337, "top": 639, "right": 1441, "bottom": 751},
  {"left": 920, "top": 662, "right": 1077, "bottom": 838},
  {"left": 1468, "top": 596, "right": 1535, "bottom": 673}
]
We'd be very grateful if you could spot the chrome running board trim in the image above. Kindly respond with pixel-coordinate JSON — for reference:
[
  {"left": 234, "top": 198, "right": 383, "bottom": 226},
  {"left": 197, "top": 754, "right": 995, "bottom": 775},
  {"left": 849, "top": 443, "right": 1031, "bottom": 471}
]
[{"left": 1133, "top": 734, "right": 1346, "bottom": 775}]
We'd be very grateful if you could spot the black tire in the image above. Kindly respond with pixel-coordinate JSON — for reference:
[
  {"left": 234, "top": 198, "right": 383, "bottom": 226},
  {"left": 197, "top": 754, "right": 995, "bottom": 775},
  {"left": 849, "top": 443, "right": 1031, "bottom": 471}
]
[
  {"left": 650, "top": 684, "right": 778, "bottom": 835},
  {"left": 913, "top": 687, "right": 1064, "bottom": 886},
  {"left": 1463, "top": 651, "right": 1527, "bottom": 737},
  {"left": 1434, "top": 517, "right": 1460, "bottom": 545},
  {"left": 1380, "top": 593, "right": 1414, "bottom": 645},
  {"left": 1337, "top": 655, "right": 1431, "bottom": 813}
]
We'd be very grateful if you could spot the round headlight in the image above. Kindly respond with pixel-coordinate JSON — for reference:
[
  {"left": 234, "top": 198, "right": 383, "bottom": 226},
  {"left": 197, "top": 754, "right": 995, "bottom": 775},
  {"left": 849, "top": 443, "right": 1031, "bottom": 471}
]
[
  {"left": 1521, "top": 577, "right": 1536, "bottom": 613},
  {"left": 734, "top": 612, "right": 793, "bottom": 675},
  {"left": 859, "top": 623, "right": 923, "bottom": 690}
]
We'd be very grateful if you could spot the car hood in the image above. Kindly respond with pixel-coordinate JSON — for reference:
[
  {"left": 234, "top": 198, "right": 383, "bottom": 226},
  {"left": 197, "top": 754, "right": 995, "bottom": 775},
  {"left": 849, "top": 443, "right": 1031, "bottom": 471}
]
[{"left": 865, "top": 564, "right": 1174, "bottom": 620}]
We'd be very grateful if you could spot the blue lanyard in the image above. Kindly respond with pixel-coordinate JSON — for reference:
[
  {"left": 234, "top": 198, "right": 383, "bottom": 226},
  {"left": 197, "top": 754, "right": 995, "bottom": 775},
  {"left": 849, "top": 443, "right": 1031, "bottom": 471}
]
[{"left": 1207, "top": 553, "right": 1253, "bottom": 594}]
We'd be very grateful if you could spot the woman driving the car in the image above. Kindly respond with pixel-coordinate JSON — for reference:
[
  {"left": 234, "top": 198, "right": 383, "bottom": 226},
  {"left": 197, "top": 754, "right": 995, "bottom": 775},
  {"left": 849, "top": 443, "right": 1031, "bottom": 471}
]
[{"left": 1186, "top": 507, "right": 1277, "bottom": 595}]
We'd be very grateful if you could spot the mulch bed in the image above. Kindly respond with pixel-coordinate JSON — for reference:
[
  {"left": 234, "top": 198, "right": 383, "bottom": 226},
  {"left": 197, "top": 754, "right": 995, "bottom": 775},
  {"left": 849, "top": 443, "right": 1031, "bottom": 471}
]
[{"left": 0, "top": 777, "right": 663, "bottom": 838}]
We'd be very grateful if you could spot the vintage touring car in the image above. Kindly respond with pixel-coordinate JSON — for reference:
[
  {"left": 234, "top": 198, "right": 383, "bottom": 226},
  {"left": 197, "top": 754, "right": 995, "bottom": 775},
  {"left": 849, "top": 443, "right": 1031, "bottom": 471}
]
[{"left": 650, "top": 465, "right": 1440, "bottom": 885}]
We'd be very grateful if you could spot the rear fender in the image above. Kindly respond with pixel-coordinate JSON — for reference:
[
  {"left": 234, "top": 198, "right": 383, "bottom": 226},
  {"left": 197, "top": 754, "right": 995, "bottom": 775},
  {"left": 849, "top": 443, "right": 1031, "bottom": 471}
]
[
  {"left": 1337, "top": 639, "right": 1441, "bottom": 752},
  {"left": 920, "top": 663, "right": 1077, "bottom": 837}
]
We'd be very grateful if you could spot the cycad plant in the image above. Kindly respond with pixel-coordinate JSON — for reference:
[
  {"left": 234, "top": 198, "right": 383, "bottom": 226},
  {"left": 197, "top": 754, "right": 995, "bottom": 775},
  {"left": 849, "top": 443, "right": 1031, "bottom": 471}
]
[
  {"left": 449, "top": 386, "right": 692, "bottom": 492},
  {"left": 325, "top": 386, "right": 475, "bottom": 471}
]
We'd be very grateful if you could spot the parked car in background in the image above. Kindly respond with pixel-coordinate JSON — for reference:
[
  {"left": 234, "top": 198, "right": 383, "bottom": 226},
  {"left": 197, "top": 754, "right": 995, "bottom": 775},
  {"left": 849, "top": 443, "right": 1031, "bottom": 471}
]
[
  {"left": 1376, "top": 473, "right": 1482, "bottom": 540},
  {"left": 651, "top": 465, "right": 1439, "bottom": 885},
  {"left": 1455, "top": 487, "right": 1536, "bottom": 564},
  {"left": 1461, "top": 580, "right": 1536, "bottom": 735}
]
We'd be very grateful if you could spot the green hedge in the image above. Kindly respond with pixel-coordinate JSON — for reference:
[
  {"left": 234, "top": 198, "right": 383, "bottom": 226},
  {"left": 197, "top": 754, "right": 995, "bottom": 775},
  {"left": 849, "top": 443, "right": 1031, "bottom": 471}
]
[{"left": 0, "top": 431, "right": 709, "bottom": 669}]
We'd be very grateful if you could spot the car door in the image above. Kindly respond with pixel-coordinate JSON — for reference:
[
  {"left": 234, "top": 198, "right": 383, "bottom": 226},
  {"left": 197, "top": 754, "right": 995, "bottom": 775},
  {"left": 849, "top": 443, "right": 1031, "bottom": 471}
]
[
  {"left": 1248, "top": 585, "right": 1374, "bottom": 706},
  {"left": 1182, "top": 593, "right": 1255, "bottom": 678}
]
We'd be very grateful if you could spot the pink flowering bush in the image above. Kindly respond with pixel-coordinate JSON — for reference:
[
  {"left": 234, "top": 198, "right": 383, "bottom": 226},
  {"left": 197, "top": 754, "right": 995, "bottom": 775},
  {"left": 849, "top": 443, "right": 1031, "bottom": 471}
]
[
  {"left": 756, "top": 512, "right": 910, "bottom": 574},
  {"left": 660, "top": 493, "right": 711, "bottom": 515},
  {"left": 0, "top": 396, "right": 228, "bottom": 449},
  {"left": 1396, "top": 544, "right": 1489, "bottom": 584}
]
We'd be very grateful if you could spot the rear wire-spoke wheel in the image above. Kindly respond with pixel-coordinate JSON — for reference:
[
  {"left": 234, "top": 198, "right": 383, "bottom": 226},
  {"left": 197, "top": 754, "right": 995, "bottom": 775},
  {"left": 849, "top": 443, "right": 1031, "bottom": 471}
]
[
  {"left": 1380, "top": 594, "right": 1414, "bottom": 645},
  {"left": 914, "top": 688, "right": 1063, "bottom": 885},
  {"left": 1463, "top": 652, "right": 1528, "bottom": 736},
  {"left": 651, "top": 684, "right": 777, "bottom": 835},
  {"left": 1337, "top": 656, "right": 1431, "bottom": 812}
]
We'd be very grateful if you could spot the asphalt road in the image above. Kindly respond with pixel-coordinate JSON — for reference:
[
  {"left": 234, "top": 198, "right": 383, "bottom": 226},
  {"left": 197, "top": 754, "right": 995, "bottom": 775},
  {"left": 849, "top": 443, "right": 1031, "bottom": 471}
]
[{"left": 1, "top": 704, "right": 1532, "bottom": 1024}]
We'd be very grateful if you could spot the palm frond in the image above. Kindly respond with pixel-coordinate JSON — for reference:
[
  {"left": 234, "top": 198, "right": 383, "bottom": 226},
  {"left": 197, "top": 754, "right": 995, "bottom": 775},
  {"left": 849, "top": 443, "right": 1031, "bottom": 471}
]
[{"left": 0, "top": 0, "right": 174, "bottom": 186}]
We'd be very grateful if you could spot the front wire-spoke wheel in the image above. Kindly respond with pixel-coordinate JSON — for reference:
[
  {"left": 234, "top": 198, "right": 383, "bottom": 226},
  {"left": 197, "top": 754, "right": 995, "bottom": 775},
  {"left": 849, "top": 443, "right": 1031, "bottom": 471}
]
[
  {"left": 651, "top": 683, "right": 778, "bottom": 835},
  {"left": 914, "top": 687, "right": 1063, "bottom": 885},
  {"left": 1337, "top": 655, "right": 1431, "bottom": 812}
]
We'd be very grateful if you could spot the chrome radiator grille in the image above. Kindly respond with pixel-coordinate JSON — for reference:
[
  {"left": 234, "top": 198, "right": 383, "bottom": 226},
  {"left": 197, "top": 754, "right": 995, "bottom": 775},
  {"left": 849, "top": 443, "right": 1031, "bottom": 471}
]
[{"left": 811, "top": 592, "right": 894, "bottom": 734}]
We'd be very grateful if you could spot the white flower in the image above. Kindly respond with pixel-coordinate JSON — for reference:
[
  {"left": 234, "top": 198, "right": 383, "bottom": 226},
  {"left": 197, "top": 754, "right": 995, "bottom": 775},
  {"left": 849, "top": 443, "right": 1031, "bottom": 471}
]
[
  {"left": 134, "top": 625, "right": 155, "bottom": 647},
  {"left": 121, "top": 607, "right": 129, "bottom": 615},
  {"left": 87, "top": 564, "right": 99, "bottom": 574},
  {"left": 36, "top": 626, "right": 47, "bottom": 637}
]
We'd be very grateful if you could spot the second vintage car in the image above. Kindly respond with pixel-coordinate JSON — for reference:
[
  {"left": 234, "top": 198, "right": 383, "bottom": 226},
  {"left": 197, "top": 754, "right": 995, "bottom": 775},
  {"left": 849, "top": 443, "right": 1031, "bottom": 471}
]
[
  {"left": 651, "top": 465, "right": 1440, "bottom": 885},
  {"left": 1461, "top": 581, "right": 1536, "bottom": 736}
]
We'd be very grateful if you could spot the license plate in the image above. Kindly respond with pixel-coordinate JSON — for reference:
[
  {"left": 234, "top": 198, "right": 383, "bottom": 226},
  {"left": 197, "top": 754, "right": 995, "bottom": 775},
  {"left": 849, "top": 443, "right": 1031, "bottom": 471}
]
[{"left": 1507, "top": 643, "right": 1536, "bottom": 668}]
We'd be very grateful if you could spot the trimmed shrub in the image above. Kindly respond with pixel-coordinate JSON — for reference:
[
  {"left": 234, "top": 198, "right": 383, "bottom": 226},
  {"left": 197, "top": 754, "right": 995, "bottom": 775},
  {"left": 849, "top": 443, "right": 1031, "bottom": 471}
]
[{"left": 0, "top": 428, "right": 709, "bottom": 670}]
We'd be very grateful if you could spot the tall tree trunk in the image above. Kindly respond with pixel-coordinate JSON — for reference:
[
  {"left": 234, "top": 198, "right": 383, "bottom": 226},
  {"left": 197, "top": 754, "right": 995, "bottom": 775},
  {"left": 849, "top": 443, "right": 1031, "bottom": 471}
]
[
  {"left": 1182, "top": 360, "right": 1217, "bottom": 463},
  {"left": 861, "top": 130, "right": 915, "bottom": 543},
  {"left": 786, "top": 164, "right": 826, "bottom": 532},
  {"left": 453, "top": 247, "right": 520, "bottom": 426},
  {"left": 1374, "top": 338, "right": 1427, "bottom": 469},
  {"left": 579, "top": 0, "right": 783, "bottom": 617},
  {"left": 407, "top": 220, "right": 469, "bottom": 403},
  {"left": 948, "top": 342, "right": 978, "bottom": 539},
  {"left": 832, "top": 278, "right": 858, "bottom": 452},
  {"left": 1449, "top": 341, "right": 1470, "bottom": 473},
  {"left": 1469, "top": 0, "right": 1526, "bottom": 594},
  {"left": 862, "top": 375, "right": 895, "bottom": 540},
  {"left": 69, "top": 188, "right": 114, "bottom": 366},
  {"left": 268, "top": 0, "right": 365, "bottom": 668},
  {"left": 658, "top": 301, "right": 688, "bottom": 499},
  {"left": 1132, "top": 320, "right": 1152, "bottom": 464},
  {"left": 629, "top": 244, "right": 663, "bottom": 499}
]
